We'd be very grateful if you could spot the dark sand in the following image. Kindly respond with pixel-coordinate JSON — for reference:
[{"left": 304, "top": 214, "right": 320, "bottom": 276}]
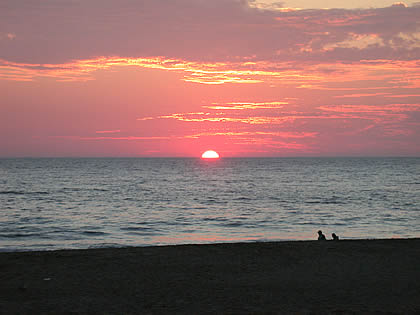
[{"left": 1, "top": 239, "right": 419, "bottom": 314}]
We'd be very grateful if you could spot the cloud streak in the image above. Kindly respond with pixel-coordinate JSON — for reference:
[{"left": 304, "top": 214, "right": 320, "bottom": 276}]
[{"left": 1, "top": 57, "right": 419, "bottom": 93}]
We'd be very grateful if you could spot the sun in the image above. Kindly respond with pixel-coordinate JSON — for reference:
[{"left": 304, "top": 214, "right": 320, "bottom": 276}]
[{"left": 201, "top": 150, "right": 220, "bottom": 159}]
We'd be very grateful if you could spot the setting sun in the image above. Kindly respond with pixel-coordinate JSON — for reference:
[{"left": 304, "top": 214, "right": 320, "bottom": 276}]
[{"left": 201, "top": 150, "right": 220, "bottom": 159}]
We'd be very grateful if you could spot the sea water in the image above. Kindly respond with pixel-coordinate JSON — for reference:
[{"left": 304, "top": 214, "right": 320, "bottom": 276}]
[{"left": 0, "top": 157, "right": 419, "bottom": 251}]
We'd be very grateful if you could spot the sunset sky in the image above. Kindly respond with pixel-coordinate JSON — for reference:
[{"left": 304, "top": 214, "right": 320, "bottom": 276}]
[{"left": 1, "top": 0, "right": 419, "bottom": 157}]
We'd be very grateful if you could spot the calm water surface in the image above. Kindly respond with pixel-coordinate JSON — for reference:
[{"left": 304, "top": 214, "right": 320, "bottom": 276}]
[{"left": 0, "top": 158, "right": 419, "bottom": 251}]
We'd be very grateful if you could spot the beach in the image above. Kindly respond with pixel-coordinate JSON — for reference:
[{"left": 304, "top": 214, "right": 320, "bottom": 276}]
[{"left": 1, "top": 239, "right": 419, "bottom": 314}]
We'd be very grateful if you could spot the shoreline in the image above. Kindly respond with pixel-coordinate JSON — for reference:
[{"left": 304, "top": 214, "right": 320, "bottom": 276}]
[
  {"left": 2, "top": 236, "right": 419, "bottom": 254},
  {"left": 1, "top": 238, "right": 419, "bottom": 314}
]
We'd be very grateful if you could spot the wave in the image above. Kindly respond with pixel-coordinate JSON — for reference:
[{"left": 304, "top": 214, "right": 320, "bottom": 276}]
[
  {"left": 0, "top": 232, "right": 45, "bottom": 238},
  {"left": 82, "top": 231, "right": 108, "bottom": 236},
  {"left": 120, "top": 226, "right": 156, "bottom": 232},
  {"left": 0, "top": 190, "right": 49, "bottom": 195}
]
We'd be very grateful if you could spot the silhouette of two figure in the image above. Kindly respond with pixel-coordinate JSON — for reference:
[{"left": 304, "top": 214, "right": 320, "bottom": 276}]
[{"left": 317, "top": 230, "right": 339, "bottom": 241}]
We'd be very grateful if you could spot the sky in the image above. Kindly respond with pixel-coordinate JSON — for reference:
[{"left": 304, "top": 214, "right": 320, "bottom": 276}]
[{"left": 1, "top": 0, "right": 420, "bottom": 157}]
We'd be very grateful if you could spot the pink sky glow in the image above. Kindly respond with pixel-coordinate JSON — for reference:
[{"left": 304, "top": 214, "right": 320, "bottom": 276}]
[{"left": 1, "top": 0, "right": 419, "bottom": 157}]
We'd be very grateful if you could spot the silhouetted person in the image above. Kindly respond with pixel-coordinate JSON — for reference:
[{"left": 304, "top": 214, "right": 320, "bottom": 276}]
[
  {"left": 332, "top": 233, "right": 339, "bottom": 241},
  {"left": 317, "top": 230, "right": 326, "bottom": 241}
]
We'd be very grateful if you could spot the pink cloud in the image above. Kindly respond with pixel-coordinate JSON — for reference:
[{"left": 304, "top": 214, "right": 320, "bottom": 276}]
[
  {"left": 95, "top": 130, "right": 121, "bottom": 134},
  {"left": 1, "top": 1, "right": 420, "bottom": 65},
  {"left": 334, "top": 93, "right": 390, "bottom": 98}
]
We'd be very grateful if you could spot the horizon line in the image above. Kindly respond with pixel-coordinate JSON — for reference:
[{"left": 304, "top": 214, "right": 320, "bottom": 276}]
[{"left": 1, "top": 155, "right": 419, "bottom": 159}]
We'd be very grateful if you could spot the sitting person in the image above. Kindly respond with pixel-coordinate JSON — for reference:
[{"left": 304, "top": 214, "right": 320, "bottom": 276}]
[
  {"left": 332, "top": 233, "right": 339, "bottom": 241},
  {"left": 317, "top": 230, "right": 326, "bottom": 241}
]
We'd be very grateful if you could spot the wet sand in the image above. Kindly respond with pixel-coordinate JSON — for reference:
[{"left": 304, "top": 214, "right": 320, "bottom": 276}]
[{"left": 1, "top": 239, "right": 419, "bottom": 314}]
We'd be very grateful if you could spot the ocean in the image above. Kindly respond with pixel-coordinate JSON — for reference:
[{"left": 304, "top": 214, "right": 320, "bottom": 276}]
[{"left": 0, "top": 157, "right": 419, "bottom": 251}]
